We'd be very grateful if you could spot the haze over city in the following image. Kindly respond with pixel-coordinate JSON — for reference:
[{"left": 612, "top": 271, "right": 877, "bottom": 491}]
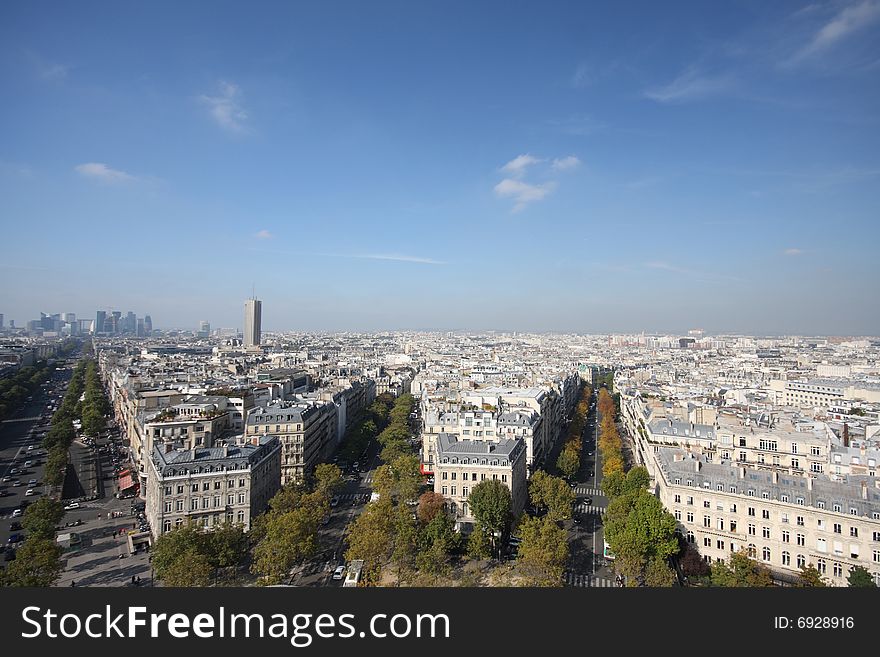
[{"left": 1, "top": 1, "right": 879, "bottom": 334}]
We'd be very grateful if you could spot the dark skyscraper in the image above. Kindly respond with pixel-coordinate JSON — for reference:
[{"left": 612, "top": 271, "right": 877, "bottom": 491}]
[
  {"left": 95, "top": 310, "right": 106, "bottom": 335},
  {"left": 143, "top": 315, "right": 152, "bottom": 336}
]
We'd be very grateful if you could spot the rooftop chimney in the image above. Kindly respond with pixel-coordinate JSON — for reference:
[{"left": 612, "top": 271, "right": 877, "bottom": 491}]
[
  {"left": 843, "top": 423, "right": 850, "bottom": 448},
  {"left": 807, "top": 476, "right": 813, "bottom": 491},
  {"left": 772, "top": 471, "right": 779, "bottom": 484},
  {"left": 862, "top": 481, "right": 868, "bottom": 500},
  {"left": 695, "top": 459, "right": 701, "bottom": 472},
  {"left": 738, "top": 466, "right": 745, "bottom": 480}
]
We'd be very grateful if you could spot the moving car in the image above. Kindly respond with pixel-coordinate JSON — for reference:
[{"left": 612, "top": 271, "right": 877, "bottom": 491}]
[
  {"left": 11, "top": 509, "right": 23, "bottom": 518},
  {"left": 25, "top": 488, "right": 38, "bottom": 496},
  {"left": 64, "top": 502, "right": 80, "bottom": 510},
  {"left": 332, "top": 565, "right": 346, "bottom": 580}
]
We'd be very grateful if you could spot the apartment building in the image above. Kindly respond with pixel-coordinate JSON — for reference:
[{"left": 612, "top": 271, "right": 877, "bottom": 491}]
[
  {"left": 245, "top": 398, "right": 337, "bottom": 485},
  {"left": 433, "top": 433, "right": 527, "bottom": 526},
  {"left": 656, "top": 448, "right": 880, "bottom": 587},
  {"left": 145, "top": 435, "right": 281, "bottom": 538}
]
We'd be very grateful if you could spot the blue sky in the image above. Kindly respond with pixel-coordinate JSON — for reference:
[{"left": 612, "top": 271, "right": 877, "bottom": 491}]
[{"left": 1, "top": 1, "right": 878, "bottom": 335}]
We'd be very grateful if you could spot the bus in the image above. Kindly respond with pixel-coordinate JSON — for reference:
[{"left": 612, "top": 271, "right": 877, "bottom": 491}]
[
  {"left": 343, "top": 559, "right": 364, "bottom": 587},
  {"left": 603, "top": 539, "right": 615, "bottom": 560}
]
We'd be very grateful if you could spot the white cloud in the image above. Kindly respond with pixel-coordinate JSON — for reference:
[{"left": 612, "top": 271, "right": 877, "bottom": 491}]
[
  {"left": 255, "top": 229, "right": 273, "bottom": 239},
  {"left": 494, "top": 178, "right": 557, "bottom": 213},
  {"left": 551, "top": 155, "right": 581, "bottom": 171},
  {"left": 794, "top": 0, "right": 880, "bottom": 61},
  {"left": 199, "top": 80, "right": 249, "bottom": 133},
  {"left": 644, "top": 67, "right": 734, "bottom": 103},
  {"left": 74, "top": 162, "right": 135, "bottom": 183},
  {"left": 571, "top": 62, "right": 592, "bottom": 88},
  {"left": 784, "top": 248, "right": 804, "bottom": 256},
  {"left": 41, "top": 63, "right": 70, "bottom": 80},
  {"left": 501, "top": 154, "right": 544, "bottom": 178}
]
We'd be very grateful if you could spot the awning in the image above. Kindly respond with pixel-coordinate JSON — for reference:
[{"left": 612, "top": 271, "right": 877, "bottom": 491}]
[{"left": 118, "top": 473, "right": 137, "bottom": 492}]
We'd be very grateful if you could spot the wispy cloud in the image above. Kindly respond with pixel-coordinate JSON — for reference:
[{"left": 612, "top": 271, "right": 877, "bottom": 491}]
[
  {"left": 644, "top": 261, "right": 743, "bottom": 283},
  {"left": 40, "top": 62, "right": 70, "bottom": 80},
  {"left": 570, "top": 62, "right": 593, "bottom": 88},
  {"left": 551, "top": 155, "right": 581, "bottom": 171},
  {"left": 494, "top": 178, "right": 557, "bottom": 213},
  {"left": 644, "top": 67, "right": 735, "bottom": 103},
  {"left": 255, "top": 229, "right": 273, "bottom": 239},
  {"left": 342, "top": 253, "right": 447, "bottom": 265},
  {"left": 791, "top": 0, "right": 880, "bottom": 62},
  {"left": 501, "top": 154, "right": 544, "bottom": 178},
  {"left": 783, "top": 248, "right": 805, "bottom": 256},
  {"left": 74, "top": 162, "right": 136, "bottom": 183},
  {"left": 199, "top": 80, "right": 249, "bottom": 133}
]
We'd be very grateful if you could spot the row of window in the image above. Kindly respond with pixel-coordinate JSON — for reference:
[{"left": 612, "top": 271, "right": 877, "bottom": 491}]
[
  {"left": 672, "top": 486, "right": 871, "bottom": 515},
  {"left": 163, "top": 479, "right": 247, "bottom": 495},
  {"left": 441, "top": 471, "right": 507, "bottom": 482},
  {"left": 162, "top": 511, "right": 246, "bottom": 532},
  {"left": 163, "top": 493, "right": 248, "bottom": 512}
]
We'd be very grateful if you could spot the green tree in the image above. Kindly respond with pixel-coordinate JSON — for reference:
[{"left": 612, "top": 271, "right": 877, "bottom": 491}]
[
  {"left": 468, "top": 479, "right": 512, "bottom": 549},
  {"left": 22, "top": 498, "right": 64, "bottom": 540},
  {"left": 207, "top": 521, "right": 248, "bottom": 570},
  {"left": 152, "top": 524, "right": 207, "bottom": 583},
  {"left": 466, "top": 527, "right": 492, "bottom": 559},
  {"left": 345, "top": 498, "right": 396, "bottom": 584},
  {"left": 710, "top": 550, "right": 774, "bottom": 587},
  {"left": 251, "top": 505, "right": 322, "bottom": 584},
  {"left": 312, "top": 463, "right": 343, "bottom": 498},
  {"left": 644, "top": 556, "right": 676, "bottom": 587},
  {"left": 1, "top": 538, "right": 63, "bottom": 587},
  {"left": 160, "top": 548, "right": 213, "bottom": 587},
  {"left": 556, "top": 444, "right": 580, "bottom": 481},
  {"left": 528, "top": 471, "right": 575, "bottom": 522},
  {"left": 796, "top": 564, "right": 827, "bottom": 587},
  {"left": 847, "top": 565, "right": 876, "bottom": 588},
  {"left": 516, "top": 516, "right": 568, "bottom": 586}
]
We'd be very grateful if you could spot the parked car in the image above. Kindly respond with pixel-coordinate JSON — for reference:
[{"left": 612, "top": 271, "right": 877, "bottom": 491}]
[
  {"left": 9, "top": 521, "right": 22, "bottom": 531},
  {"left": 25, "top": 488, "right": 38, "bottom": 496},
  {"left": 330, "top": 496, "right": 340, "bottom": 507},
  {"left": 12, "top": 480, "right": 21, "bottom": 487},
  {"left": 64, "top": 502, "right": 80, "bottom": 510},
  {"left": 7, "top": 533, "right": 25, "bottom": 544},
  {"left": 332, "top": 565, "right": 346, "bottom": 580},
  {"left": 11, "top": 509, "right": 23, "bottom": 518}
]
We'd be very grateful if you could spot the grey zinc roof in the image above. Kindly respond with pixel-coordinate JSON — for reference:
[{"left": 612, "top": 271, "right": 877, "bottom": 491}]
[
  {"left": 657, "top": 447, "right": 880, "bottom": 515},
  {"left": 152, "top": 436, "right": 279, "bottom": 477},
  {"left": 435, "top": 433, "right": 524, "bottom": 460}
]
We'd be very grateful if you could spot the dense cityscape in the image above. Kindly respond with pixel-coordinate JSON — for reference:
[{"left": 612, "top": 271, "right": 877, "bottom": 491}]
[{"left": 1, "top": 299, "right": 878, "bottom": 588}]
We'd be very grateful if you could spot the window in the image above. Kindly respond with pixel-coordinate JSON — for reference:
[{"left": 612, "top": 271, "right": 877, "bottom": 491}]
[
  {"left": 850, "top": 508, "right": 858, "bottom": 516},
  {"left": 797, "top": 516, "right": 805, "bottom": 526},
  {"left": 202, "top": 482, "right": 210, "bottom": 491},
  {"left": 833, "top": 563, "right": 843, "bottom": 578},
  {"left": 782, "top": 530, "right": 790, "bottom": 543},
  {"left": 717, "top": 540, "right": 725, "bottom": 550},
  {"left": 675, "top": 510, "right": 682, "bottom": 520},
  {"left": 237, "top": 511, "right": 245, "bottom": 523},
  {"left": 717, "top": 519, "right": 724, "bottom": 531},
  {"left": 781, "top": 512, "right": 789, "bottom": 524},
  {"left": 834, "top": 523, "right": 842, "bottom": 534},
  {"left": 177, "top": 485, "right": 184, "bottom": 494},
  {"left": 716, "top": 484, "right": 723, "bottom": 491},
  {"left": 704, "top": 500, "right": 711, "bottom": 508},
  {"left": 163, "top": 520, "right": 172, "bottom": 533},
  {"left": 191, "top": 484, "right": 199, "bottom": 492},
  {"left": 747, "top": 490, "right": 755, "bottom": 497},
  {"left": 796, "top": 554, "right": 805, "bottom": 568},
  {"left": 873, "top": 550, "right": 880, "bottom": 564},
  {"left": 817, "top": 559, "right": 826, "bottom": 574},
  {"left": 762, "top": 509, "right": 770, "bottom": 520},
  {"left": 238, "top": 493, "right": 245, "bottom": 504},
  {"left": 796, "top": 497, "right": 804, "bottom": 506},
  {"left": 502, "top": 475, "right": 507, "bottom": 483},
  {"left": 817, "top": 538, "right": 827, "bottom": 553},
  {"left": 763, "top": 527, "right": 771, "bottom": 539},
  {"left": 687, "top": 496, "right": 694, "bottom": 506},
  {"left": 791, "top": 443, "right": 798, "bottom": 454},
  {"left": 462, "top": 487, "right": 468, "bottom": 497},
  {"left": 748, "top": 523, "right": 756, "bottom": 536},
  {"left": 703, "top": 537, "right": 711, "bottom": 548},
  {"left": 239, "top": 478, "right": 245, "bottom": 487},
  {"left": 451, "top": 486, "right": 456, "bottom": 496},
  {"left": 748, "top": 507, "right": 756, "bottom": 517},
  {"left": 191, "top": 499, "right": 198, "bottom": 510},
  {"left": 811, "top": 446, "right": 820, "bottom": 456},
  {"left": 747, "top": 544, "right": 757, "bottom": 558},
  {"left": 687, "top": 531, "right": 695, "bottom": 543},
  {"left": 873, "top": 531, "right": 880, "bottom": 542},
  {"left": 762, "top": 547, "right": 771, "bottom": 562},
  {"left": 176, "top": 500, "right": 184, "bottom": 511},
  {"left": 781, "top": 495, "right": 789, "bottom": 503},
  {"left": 227, "top": 495, "right": 234, "bottom": 505},
  {"left": 164, "top": 486, "right": 172, "bottom": 495},
  {"left": 791, "top": 459, "right": 800, "bottom": 470},
  {"left": 441, "top": 486, "right": 447, "bottom": 495},
  {"left": 730, "top": 520, "right": 737, "bottom": 532},
  {"left": 164, "top": 501, "right": 172, "bottom": 513},
  {"left": 703, "top": 515, "right": 711, "bottom": 528},
  {"left": 674, "top": 495, "right": 681, "bottom": 504},
  {"left": 687, "top": 512, "right": 694, "bottom": 523},
  {"left": 797, "top": 533, "right": 805, "bottom": 546},
  {"left": 782, "top": 551, "right": 790, "bottom": 566},
  {"left": 730, "top": 504, "right": 737, "bottom": 513}
]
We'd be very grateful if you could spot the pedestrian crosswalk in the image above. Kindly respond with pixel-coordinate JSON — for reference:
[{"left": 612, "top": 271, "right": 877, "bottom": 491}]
[
  {"left": 573, "top": 503, "right": 604, "bottom": 515},
  {"left": 574, "top": 486, "right": 602, "bottom": 496},
  {"left": 563, "top": 571, "right": 616, "bottom": 588}
]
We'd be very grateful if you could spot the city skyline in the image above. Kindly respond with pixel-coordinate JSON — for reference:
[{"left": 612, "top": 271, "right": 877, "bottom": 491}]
[{"left": 1, "top": 1, "right": 879, "bottom": 334}]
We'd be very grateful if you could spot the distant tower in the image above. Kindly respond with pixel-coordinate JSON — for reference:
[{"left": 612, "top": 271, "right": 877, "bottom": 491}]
[
  {"left": 95, "top": 310, "right": 107, "bottom": 335},
  {"left": 244, "top": 298, "right": 262, "bottom": 348},
  {"left": 143, "top": 315, "right": 152, "bottom": 336},
  {"left": 198, "top": 320, "right": 211, "bottom": 338}
]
